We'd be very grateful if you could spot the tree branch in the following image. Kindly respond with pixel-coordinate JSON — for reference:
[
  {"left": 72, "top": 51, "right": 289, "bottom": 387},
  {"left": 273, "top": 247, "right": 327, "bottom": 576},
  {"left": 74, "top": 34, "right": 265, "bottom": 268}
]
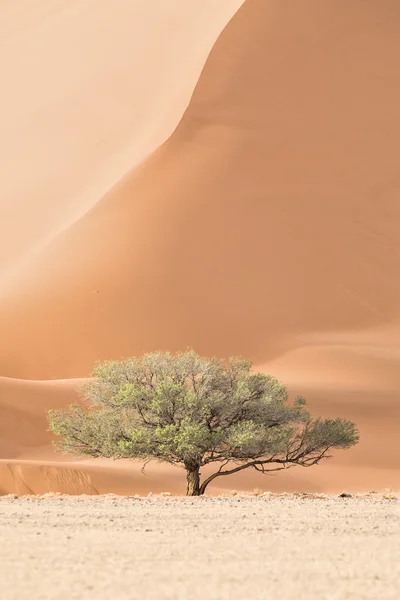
[{"left": 199, "top": 445, "right": 335, "bottom": 495}]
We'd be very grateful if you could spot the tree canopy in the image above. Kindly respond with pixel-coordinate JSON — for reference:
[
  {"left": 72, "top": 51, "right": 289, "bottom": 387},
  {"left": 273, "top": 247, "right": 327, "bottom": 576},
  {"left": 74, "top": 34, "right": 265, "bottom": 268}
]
[{"left": 48, "top": 350, "right": 359, "bottom": 495}]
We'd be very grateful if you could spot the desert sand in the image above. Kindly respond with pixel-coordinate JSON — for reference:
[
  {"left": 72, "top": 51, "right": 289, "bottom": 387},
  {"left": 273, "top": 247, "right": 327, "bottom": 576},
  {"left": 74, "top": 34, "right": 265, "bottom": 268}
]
[
  {"left": 0, "top": 0, "right": 244, "bottom": 277},
  {"left": 0, "top": 0, "right": 400, "bottom": 496},
  {"left": 0, "top": 495, "right": 399, "bottom": 600}
]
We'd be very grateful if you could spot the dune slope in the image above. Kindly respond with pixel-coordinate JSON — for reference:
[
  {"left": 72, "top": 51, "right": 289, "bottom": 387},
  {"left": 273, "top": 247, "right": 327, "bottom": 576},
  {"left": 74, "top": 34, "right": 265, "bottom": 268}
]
[
  {"left": 1, "top": 0, "right": 400, "bottom": 378},
  {"left": 0, "top": 0, "right": 244, "bottom": 278},
  {"left": 0, "top": 0, "right": 400, "bottom": 494}
]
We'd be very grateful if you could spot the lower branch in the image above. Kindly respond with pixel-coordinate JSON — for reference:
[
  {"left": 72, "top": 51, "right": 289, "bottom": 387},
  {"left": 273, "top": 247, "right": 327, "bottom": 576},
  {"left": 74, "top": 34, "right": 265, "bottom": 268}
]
[{"left": 198, "top": 451, "right": 329, "bottom": 495}]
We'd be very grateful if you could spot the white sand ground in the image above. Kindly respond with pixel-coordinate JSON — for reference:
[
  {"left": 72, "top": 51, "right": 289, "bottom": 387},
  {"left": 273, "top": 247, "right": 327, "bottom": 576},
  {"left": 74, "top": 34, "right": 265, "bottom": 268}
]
[{"left": 0, "top": 495, "right": 399, "bottom": 600}]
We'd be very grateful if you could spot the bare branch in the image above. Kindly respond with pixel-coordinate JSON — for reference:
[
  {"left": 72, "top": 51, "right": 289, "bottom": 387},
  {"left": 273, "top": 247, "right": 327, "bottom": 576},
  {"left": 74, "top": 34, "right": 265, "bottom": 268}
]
[{"left": 141, "top": 458, "right": 153, "bottom": 475}]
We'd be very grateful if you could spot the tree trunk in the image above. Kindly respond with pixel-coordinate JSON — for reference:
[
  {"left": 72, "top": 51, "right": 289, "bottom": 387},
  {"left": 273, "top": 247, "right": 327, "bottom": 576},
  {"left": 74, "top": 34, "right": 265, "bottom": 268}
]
[{"left": 186, "top": 466, "right": 201, "bottom": 496}]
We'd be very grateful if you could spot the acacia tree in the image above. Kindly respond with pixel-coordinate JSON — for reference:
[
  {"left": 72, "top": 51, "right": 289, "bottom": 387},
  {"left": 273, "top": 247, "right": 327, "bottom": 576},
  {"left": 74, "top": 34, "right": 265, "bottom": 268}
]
[{"left": 48, "top": 351, "right": 359, "bottom": 496}]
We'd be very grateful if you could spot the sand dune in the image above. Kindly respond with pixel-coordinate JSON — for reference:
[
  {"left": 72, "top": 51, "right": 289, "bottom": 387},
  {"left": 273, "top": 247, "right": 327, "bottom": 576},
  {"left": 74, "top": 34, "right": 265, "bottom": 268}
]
[
  {"left": 0, "top": 377, "right": 83, "bottom": 459},
  {"left": 0, "top": 0, "right": 400, "bottom": 495},
  {"left": 0, "top": 0, "right": 244, "bottom": 279},
  {"left": 1, "top": 0, "right": 400, "bottom": 378},
  {"left": 1, "top": 452, "right": 399, "bottom": 497}
]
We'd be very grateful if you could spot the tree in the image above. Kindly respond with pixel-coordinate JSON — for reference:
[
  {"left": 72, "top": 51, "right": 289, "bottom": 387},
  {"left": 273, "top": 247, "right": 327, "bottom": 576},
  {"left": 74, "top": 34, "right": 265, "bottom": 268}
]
[{"left": 48, "top": 351, "right": 359, "bottom": 496}]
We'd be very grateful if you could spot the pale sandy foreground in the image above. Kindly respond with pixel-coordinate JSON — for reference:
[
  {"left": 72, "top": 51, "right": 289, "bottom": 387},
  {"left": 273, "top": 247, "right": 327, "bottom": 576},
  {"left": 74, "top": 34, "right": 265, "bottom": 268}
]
[{"left": 0, "top": 495, "right": 399, "bottom": 600}]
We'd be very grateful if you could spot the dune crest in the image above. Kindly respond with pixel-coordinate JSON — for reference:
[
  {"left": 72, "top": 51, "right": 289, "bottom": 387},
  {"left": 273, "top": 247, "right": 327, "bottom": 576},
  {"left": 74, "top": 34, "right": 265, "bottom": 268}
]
[
  {"left": 1, "top": 0, "right": 400, "bottom": 379},
  {"left": 0, "top": 0, "right": 245, "bottom": 278}
]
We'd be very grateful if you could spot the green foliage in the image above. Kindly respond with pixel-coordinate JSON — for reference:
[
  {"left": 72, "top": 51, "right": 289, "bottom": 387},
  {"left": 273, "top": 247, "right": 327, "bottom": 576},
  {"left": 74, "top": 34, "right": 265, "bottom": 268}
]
[{"left": 48, "top": 350, "right": 359, "bottom": 495}]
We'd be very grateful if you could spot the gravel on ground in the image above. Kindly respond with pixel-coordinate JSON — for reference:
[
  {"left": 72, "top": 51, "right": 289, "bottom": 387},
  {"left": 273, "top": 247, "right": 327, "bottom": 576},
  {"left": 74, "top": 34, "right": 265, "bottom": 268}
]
[{"left": 0, "top": 494, "right": 399, "bottom": 600}]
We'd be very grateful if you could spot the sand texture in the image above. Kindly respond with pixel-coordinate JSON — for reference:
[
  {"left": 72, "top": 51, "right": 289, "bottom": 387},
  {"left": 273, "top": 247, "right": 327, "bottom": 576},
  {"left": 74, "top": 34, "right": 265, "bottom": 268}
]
[
  {"left": 0, "top": 0, "right": 400, "bottom": 495},
  {"left": 0, "top": 495, "right": 399, "bottom": 600}
]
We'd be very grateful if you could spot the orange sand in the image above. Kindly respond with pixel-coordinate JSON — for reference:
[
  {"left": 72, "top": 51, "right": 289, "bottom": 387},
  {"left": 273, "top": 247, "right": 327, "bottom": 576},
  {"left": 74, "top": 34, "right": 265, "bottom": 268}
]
[{"left": 1, "top": 0, "right": 399, "bottom": 495}]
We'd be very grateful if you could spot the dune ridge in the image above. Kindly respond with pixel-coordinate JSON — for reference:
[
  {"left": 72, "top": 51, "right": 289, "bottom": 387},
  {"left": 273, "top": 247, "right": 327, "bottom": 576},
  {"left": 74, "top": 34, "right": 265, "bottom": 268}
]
[
  {"left": 1, "top": 0, "right": 400, "bottom": 379},
  {"left": 1, "top": 0, "right": 400, "bottom": 495},
  {"left": 0, "top": 0, "right": 245, "bottom": 280}
]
